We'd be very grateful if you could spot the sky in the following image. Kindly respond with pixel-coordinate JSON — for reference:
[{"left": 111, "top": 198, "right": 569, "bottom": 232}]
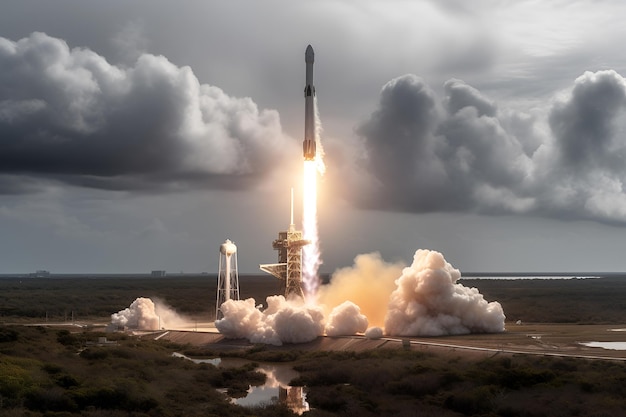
[{"left": 2, "top": 0, "right": 626, "bottom": 274}]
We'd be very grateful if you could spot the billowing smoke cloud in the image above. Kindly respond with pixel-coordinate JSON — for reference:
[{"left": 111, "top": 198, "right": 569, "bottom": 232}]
[
  {"left": 347, "top": 70, "right": 626, "bottom": 225},
  {"left": 0, "top": 32, "right": 293, "bottom": 193},
  {"left": 317, "top": 252, "right": 403, "bottom": 327},
  {"left": 321, "top": 250, "right": 504, "bottom": 337},
  {"left": 385, "top": 250, "right": 505, "bottom": 336},
  {"left": 217, "top": 249, "right": 504, "bottom": 344},
  {"left": 324, "top": 301, "right": 368, "bottom": 336},
  {"left": 109, "top": 297, "right": 186, "bottom": 330},
  {"left": 365, "top": 327, "right": 383, "bottom": 339},
  {"left": 215, "top": 296, "right": 325, "bottom": 346}
]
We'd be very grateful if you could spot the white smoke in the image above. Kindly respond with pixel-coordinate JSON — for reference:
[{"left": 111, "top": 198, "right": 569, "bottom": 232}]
[
  {"left": 215, "top": 295, "right": 325, "bottom": 346},
  {"left": 109, "top": 297, "right": 186, "bottom": 331},
  {"left": 384, "top": 249, "right": 505, "bottom": 336},
  {"left": 317, "top": 252, "right": 404, "bottom": 327},
  {"left": 217, "top": 249, "right": 504, "bottom": 344},
  {"left": 324, "top": 301, "right": 368, "bottom": 336},
  {"left": 365, "top": 327, "right": 383, "bottom": 339}
]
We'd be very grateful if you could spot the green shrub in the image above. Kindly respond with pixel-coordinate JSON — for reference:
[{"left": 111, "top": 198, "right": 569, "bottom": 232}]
[
  {"left": 55, "top": 374, "right": 80, "bottom": 389},
  {"left": 444, "top": 386, "right": 495, "bottom": 415},
  {"left": 306, "top": 386, "right": 347, "bottom": 412},
  {"left": 0, "top": 327, "right": 19, "bottom": 342},
  {"left": 56, "top": 330, "right": 79, "bottom": 347},
  {"left": 496, "top": 368, "right": 556, "bottom": 389},
  {"left": 69, "top": 385, "right": 158, "bottom": 412},
  {"left": 79, "top": 348, "right": 109, "bottom": 360},
  {"left": 386, "top": 374, "right": 441, "bottom": 397},
  {"left": 42, "top": 363, "right": 63, "bottom": 375},
  {"left": 24, "top": 387, "right": 78, "bottom": 412},
  {"left": 0, "top": 360, "right": 33, "bottom": 403}
]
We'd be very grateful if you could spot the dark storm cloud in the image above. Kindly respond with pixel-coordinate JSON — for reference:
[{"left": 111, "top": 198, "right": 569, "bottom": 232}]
[
  {"left": 0, "top": 32, "right": 292, "bottom": 193},
  {"left": 353, "top": 70, "right": 626, "bottom": 224},
  {"left": 444, "top": 79, "right": 496, "bottom": 117},
  {"left": 549, "top": 70, "right": 626, "bottom": 171},
  {"left": 354, "top": 75, "right": 468, "bottom": 211}
]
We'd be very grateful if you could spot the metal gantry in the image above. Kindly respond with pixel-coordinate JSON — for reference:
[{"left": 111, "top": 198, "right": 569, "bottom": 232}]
[{"left": 260, "top": 190, "right": 308, "bottom": 300}]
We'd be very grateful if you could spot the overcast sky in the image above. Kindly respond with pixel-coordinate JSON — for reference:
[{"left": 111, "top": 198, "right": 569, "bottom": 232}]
[{"left": 2, "top": 0, "right": 626, "bottom": 274}]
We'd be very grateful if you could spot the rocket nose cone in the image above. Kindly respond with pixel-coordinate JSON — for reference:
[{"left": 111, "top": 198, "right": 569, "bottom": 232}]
[{"left": 305, "top": 45, "right": 314, "bottom": 63}]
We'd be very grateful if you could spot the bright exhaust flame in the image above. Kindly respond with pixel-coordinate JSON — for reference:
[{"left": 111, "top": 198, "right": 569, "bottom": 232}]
[
  {"left": 302, "top": 98, "right": 325, "bottom": 303},
  {"left": 302, "top": 160, "right": 320, "bottom": 302}
]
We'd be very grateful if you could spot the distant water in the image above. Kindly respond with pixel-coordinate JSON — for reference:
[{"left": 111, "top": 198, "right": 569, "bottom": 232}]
[{"left": 460, "top": 274, "right": 601, "bottom": 280}]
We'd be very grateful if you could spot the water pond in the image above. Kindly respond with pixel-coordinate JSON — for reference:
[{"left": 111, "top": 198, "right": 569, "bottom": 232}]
[
  {"left": 579, "top": 342, "right": 626, "bottom": 350},
  {"left": 173, "top": 353, "right": 309, "bottom": 414}
]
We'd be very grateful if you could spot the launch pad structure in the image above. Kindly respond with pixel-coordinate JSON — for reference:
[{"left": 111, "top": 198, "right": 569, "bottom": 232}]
[
  {"left": 260, "top": 190, "right": 309, "bottom": 299},
  {"left": 260, "top": 46, "right": 317, "bottom": 300}
]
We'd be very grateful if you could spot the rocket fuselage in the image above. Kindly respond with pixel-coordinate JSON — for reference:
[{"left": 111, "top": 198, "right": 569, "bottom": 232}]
[{"left": 303, "top": 45, "right": 316, "bottom": 161}]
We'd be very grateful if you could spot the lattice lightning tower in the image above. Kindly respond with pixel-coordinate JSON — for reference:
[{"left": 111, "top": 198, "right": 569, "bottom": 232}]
[{"left": 260, "top": 189, "right": 309, "bottom": 299}]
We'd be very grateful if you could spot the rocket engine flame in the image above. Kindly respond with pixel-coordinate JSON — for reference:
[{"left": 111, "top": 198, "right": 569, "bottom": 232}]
[
  {"left": 302, "top": 98, "right": 325, "bottom": 303},
  {"left": 302, "top": 160, "right": 320, "bottom": 302}
]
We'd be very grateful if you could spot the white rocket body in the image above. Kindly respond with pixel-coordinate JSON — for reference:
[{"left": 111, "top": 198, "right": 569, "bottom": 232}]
[{"left": 303, "top": 45, "right": 316, "bottom": 161}]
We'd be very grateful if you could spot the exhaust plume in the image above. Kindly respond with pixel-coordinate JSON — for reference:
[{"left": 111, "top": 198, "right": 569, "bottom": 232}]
[
  {"left": 216, "top": 249, "right": 504, "bottom": 344},
  {"left": 302, "top": 98, "right": 326, "bottom": 302},
  {"left": 365, "top": 327, "right": 383, "bottom": 339},
  {"left": 385, "top": 249, "right": 506, "bottom": 336},
  {"left": 317, "top": 252, "right": 403, "bottom": 327},
  {"left": 324, "top": 301, "right": 368, "bottom": 336},
  {"left": 215, "top": 295, "right": 325, "bottom": 346},
  {"left": 108, "top": 297, "right": 186, "bottom": 331}
]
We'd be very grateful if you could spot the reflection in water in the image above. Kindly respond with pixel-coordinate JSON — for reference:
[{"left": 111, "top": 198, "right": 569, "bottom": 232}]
[
  {"left": 279, "top": 386, "right": 308, "bottom": 415},
  {"left": 230, "top": 362, "right": 309, "bottom": 414},
  {"left": 173, "top": 353, "right": 309, "bottom": 414},
  {"left": 172, "top": 352, "right": 221, "bottom": 366}
]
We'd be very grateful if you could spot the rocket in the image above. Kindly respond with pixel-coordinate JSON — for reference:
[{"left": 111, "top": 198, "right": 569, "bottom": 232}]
[{"left": 303, "top": 45, "right": 316, "bottom": 161}]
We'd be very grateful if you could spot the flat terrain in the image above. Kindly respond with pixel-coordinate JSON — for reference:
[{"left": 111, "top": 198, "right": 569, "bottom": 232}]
[
  {"left": 3, "top": 274, "right": 626, "bottom": 360},
  {"left": 154, "top": 323, "right": 626, "bottom": 362},
  {"left": 0, "top": 274, "right": 282, "bottom": 322},
  {"left": 2, "top": 274, "right": 626, "bottom": 324},
  {"left": 460, "top": 276, "right": 626, "bottom": 324},
  {"left": 3, "top": 275, "right": 626, "bottom": 416}
]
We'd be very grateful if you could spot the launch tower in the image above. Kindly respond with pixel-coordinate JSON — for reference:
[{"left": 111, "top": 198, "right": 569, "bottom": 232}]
[
  {"left": 215, "top": 239, "right": 240, "bottom": 320},
  {"left": 260, "top": 190, "right": 308, "bottom": 299}
]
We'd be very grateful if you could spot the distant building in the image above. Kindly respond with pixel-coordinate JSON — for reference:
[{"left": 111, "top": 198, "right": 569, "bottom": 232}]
[
  {"left": 151, "top": 270, "right": 167, "bottom": 277},
  {"left": 29, "top": 270, "right": 51, "bottom": 278},
  {"left": 86, "top": 337, "right": 118, "bottom": 346}
]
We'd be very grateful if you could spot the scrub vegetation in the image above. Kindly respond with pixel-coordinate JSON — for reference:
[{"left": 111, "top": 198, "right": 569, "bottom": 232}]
[
  {"left": 3, "top": 326, "right": 626, "bottom": 416},
  {"left": 2, "top": 274, "right": 626, "bottom": 324},
  {"left": 0, "top": 275, "right": 280, "bottom": 322},
  {"left": 0, "top": 325, "right": 287, "bottom": 417},
  {"left": 461, "top": 276, "right": 626, "bottom": 324},
  {"left": 2, "top": 275, "right": 626, "bottom": 415},
  {"left": 287, "top": 349, "right": 626, "bottom": 417}
]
